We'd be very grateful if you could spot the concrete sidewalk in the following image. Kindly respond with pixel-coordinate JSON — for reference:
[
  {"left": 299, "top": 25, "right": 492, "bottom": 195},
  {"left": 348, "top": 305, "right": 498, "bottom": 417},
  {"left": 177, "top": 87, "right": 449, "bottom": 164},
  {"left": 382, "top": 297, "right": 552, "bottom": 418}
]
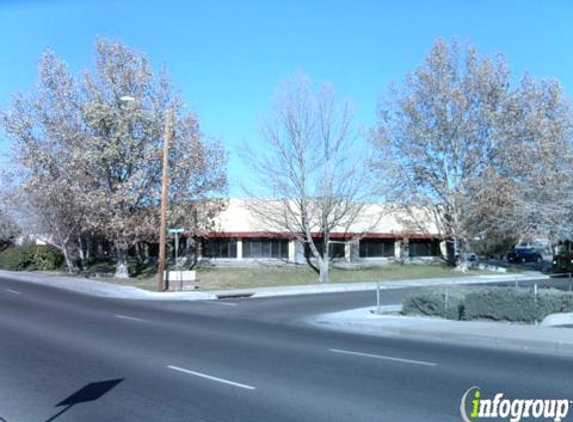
[
  {"left": 311, "top": 305, "right": 573, "bottom": 355},
  {"left": 0, "top": 269, "right": 548, "bottom": 301}
]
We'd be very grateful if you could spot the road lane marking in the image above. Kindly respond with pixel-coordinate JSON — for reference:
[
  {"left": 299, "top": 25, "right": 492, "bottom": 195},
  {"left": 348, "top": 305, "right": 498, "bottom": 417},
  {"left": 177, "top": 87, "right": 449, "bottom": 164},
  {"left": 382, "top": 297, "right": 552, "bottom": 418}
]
[
  {"left": 167, "top": 365, "right": 256, "bottom": 390},
  {"left": 204, "top": 301, "right": 238, "bottom": 307},
  {"left": 329, "top": 348, "right": 437, "bottom": 367},
  {"left": 6, "top": 289, "right": 21, "bottom": 295},
  {"left": 115, "top": 315, "right": 147, "bottom": 323}
]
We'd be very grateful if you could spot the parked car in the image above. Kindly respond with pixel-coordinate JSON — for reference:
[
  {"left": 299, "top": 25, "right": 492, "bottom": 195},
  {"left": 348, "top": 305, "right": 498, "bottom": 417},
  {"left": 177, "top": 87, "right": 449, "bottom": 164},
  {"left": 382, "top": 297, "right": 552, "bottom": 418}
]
[
  {"left": 553, "top": 241, "right": 573, "bottom": 273},
  {"left": 506, "top": 247, "right": 543, "bottom": 263}
]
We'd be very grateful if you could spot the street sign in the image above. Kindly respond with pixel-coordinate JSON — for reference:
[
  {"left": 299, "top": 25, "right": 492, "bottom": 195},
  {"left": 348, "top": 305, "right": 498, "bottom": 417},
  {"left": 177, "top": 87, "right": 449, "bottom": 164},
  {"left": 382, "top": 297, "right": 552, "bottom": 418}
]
[{"left": 167, "top": 228, "right": 185, "bottom": 234}]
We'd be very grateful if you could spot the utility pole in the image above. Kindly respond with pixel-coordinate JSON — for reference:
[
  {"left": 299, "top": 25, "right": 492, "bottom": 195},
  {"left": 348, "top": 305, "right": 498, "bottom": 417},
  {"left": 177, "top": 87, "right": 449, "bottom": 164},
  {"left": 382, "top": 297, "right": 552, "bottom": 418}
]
[{"left": 157, "top": 108, "right": 173, "bottom": 292}]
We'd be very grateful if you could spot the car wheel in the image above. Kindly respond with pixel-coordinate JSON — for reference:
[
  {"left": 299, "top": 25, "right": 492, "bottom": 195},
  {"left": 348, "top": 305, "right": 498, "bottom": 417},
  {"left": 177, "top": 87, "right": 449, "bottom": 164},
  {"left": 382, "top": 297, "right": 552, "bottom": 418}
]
[{"left": 521, "top": 257, "right": 526, "bottom": 264}]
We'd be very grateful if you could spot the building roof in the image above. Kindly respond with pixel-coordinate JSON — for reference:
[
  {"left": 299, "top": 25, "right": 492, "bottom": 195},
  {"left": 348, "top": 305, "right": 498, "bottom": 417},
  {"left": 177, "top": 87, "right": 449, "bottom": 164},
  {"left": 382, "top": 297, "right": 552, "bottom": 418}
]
[{"left": 207, "top": 198, "right": 440, "bottom": 239}]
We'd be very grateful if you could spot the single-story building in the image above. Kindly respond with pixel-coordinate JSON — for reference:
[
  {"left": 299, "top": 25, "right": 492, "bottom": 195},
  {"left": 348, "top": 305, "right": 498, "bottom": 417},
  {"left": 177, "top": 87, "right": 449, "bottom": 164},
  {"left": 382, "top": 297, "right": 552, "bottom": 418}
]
[{"left": 196, "top": 199, "right": 446, "bottom": 266}]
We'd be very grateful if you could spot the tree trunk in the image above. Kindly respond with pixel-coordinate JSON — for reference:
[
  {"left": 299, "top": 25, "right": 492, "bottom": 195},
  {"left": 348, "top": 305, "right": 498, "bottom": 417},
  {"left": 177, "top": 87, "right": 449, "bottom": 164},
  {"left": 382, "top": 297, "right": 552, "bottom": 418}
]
[
  {"left": 114, "top": 238, "right": 129, "bottom": 278},
  {"left": 77, "top": 236, "right": 85, "bottom": 261},
  {"left": 135, "top": 241, "right": 142, "bottom": 264},
  {"left": 85, "top": 237, "right": 91, "bottom": 260},
  {"left": 453, "top": 237, "right": 469, "bottom": 272},
  {"left": 318, "top": 256, "right": 330, "bottom": 283},
  {"left": 62, "top": 247, "right": 74, "bottom": 274},
  {"left": 143, "top": 242, "right": 150, "bottom": 264},
  {"left": 187, "top": 236, "right": 198, "bottom": 270}
]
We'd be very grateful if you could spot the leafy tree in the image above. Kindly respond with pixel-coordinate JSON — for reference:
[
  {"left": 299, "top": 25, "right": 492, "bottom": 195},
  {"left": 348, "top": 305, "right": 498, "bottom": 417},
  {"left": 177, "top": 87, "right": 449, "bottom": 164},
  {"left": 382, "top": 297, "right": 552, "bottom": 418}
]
[
  {"left": 0, "top": 209, "right": 19, "bottom": 251},
  {"left": 374, "top": 39, "right": 571, "bottom": 267},
  {"left": 1, "top": 38, "right": 227, "bottom": 276},
  {"left": 499, "top": 77, "right": 573, "bottom": 244}
]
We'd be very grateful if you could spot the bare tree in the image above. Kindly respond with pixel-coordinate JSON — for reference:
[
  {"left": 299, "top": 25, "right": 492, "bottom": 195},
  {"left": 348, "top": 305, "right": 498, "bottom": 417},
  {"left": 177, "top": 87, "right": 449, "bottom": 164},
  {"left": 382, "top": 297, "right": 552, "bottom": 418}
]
[{"left": 244, "top": 73, "right": 373, "bottom": 283}]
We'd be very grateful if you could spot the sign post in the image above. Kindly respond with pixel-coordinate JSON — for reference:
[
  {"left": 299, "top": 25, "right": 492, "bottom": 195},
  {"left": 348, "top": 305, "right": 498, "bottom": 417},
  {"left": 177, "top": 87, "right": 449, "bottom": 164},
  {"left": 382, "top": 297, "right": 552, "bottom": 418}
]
[
  {"left": 167, "top": 228, "right": 185, "bottom": 271},
  {"left": 166, "top": 228, "right": 196, "bottom": 291}
]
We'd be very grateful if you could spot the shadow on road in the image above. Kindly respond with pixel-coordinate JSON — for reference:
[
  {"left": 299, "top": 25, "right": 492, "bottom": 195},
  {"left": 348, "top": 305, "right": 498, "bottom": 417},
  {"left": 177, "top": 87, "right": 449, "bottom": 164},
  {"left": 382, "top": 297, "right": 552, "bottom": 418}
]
[{"left": 42, "top": 378, "right": 124, "bottom": 422}]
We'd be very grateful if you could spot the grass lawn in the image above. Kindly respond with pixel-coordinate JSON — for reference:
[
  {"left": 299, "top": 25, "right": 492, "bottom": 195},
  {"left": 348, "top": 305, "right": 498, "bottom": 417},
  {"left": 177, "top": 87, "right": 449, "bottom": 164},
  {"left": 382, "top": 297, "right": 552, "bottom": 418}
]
[{"left": 95, "top": 263, "right": 485, "bottom": 291}]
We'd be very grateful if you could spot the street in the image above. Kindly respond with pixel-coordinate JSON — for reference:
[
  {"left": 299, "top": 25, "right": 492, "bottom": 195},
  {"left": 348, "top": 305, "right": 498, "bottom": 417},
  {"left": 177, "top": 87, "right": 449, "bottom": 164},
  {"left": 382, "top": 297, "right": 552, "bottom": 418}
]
[{"left": 1, "top": 275, "right": 572, "bottom": 422}]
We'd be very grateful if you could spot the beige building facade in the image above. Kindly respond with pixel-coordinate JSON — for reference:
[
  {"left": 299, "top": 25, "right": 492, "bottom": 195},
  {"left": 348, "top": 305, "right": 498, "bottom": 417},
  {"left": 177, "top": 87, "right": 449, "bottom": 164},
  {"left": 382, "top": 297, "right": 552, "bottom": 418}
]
[{"left": 197, "top": 199, "right": 446, "bottom": 265}]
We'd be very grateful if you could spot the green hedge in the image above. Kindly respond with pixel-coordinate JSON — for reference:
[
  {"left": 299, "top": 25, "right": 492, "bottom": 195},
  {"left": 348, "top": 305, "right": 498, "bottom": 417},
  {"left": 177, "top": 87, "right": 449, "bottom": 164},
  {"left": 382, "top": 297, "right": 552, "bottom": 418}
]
[
  {"left": 403, "top": 286, "right": 573, "bottom": 323},
  {"left": 464, "top": 287, "right": 573, "bottom": 322},
  {"left": 0, "top": 244, "right": 64, "bottom": 271},
  {"left": 403, "top": 287, "right": 467, "bottom": 320}
]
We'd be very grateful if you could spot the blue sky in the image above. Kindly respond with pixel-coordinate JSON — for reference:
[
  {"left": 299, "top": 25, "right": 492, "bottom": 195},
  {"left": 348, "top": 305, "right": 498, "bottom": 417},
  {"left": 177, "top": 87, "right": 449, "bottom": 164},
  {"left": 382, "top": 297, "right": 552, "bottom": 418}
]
[{"left": 1, "top": 0, "right": 572, "bottom": 194}]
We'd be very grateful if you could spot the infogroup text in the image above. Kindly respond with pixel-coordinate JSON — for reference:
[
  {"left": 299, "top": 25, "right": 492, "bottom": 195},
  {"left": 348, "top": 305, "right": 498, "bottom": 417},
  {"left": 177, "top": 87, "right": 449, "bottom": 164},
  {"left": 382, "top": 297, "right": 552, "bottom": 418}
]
[{"left": 460, "top": 387, "right": 571, "bottom": 422}]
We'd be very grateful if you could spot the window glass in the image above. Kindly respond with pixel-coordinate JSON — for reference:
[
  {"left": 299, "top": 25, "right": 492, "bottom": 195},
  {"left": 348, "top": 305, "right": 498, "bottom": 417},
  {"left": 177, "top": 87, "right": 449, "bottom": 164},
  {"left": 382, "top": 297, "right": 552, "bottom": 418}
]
[
  {"left": 243, "top": 238, "right": 288, "bottom": 258},
  {"left": 202, "top": 238, "right": 237, "bottom": 258},
  {"left": 304, "top": 239, "right": 346, "bottom": 259},
  {"left": 359, "top": 239, "right": 395, "bottom": 257},
  {"left": 409, "top": 240, "right": 440, "bottom": 257}
]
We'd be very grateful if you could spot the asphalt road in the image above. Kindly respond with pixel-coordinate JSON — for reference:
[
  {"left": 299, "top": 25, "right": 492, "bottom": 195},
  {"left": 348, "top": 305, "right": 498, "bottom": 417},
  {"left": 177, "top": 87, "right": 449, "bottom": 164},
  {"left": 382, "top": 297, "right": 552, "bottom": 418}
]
[{"left": 1, "top": 275, "right": 572, "bottom": 422}]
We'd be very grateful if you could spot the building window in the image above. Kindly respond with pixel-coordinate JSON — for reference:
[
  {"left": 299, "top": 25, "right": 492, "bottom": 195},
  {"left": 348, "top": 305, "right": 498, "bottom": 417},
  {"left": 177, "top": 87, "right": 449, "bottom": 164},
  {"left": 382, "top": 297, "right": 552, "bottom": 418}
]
[
  {"left": 243, "top": 238, "right": 288, "bottom": 259},
  {"left": 202, "top": 238, "right": 237, "bottom": 259},
  {"left": 304, "top": 240, "right": 346, "bottom": 259},
  {"left": 330, "top": 242, "right": 345, "bottom": 259},
  {"left": 409, "top": 240, "right": 440, "bottom": 257},
  {"left": 359, "top": 239, "right": 394, "bottom": 258}
]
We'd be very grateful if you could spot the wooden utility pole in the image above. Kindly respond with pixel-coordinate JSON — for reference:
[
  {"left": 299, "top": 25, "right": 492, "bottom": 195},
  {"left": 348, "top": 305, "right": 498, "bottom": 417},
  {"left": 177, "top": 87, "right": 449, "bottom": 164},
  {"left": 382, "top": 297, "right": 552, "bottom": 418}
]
[{"left": 157, "top": 109, "right": 173, "bottom": 292}]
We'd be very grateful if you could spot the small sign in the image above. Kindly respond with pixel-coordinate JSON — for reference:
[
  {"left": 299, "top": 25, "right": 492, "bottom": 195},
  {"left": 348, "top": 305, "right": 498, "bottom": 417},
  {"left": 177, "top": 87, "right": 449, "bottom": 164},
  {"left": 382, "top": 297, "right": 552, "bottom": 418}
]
[{"left": 167, "top": 228, "right": 185, "bottom": 234}]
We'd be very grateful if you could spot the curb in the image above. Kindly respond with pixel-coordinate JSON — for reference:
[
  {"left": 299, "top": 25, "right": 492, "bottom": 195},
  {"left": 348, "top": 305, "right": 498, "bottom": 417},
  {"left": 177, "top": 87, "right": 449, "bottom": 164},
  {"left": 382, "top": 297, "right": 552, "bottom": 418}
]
[
  {"left": 311, "top": 306, "right": 573, "bottom": 356},
  {"left": 0, "top": 269, "right": 549, "bottom": 301},
  {"left": 542, "top": 312, "right": 573, "bottom": 327},
  {"left": 397, "top": 326, "right": 573, "bottom": 354},
  {"left": 210, "top": 272, "right": 549, "bottom": 299}
]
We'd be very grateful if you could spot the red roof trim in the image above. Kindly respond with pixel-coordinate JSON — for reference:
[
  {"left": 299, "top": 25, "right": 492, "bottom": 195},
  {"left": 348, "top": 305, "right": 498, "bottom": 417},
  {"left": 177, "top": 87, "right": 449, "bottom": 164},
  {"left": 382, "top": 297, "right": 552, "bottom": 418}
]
[
  {"left": 205, "top": 232, "right": 296, "bottom": 239},
  {"left": 200, "top": 232, "right": 439, "bottom": 240}
]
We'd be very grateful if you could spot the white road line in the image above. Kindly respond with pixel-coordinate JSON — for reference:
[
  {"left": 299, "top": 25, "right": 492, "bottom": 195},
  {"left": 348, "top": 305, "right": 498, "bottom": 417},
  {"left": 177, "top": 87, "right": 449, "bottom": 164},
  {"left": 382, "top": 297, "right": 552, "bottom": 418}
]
[
  {"left": 204, "top": 301, "right": 238, "bottom": 307},
  {"left": 167, "top": 365, "right": 256, "bottom": 390},
  {"left": 115, "top": 314, "right": 147, "bottom": 323},
  {"left": 329, "top": 348, "right": 438, "bottom": 367},
  {"left": 6, "top": 289, "right": 21, "bottom": 295}
]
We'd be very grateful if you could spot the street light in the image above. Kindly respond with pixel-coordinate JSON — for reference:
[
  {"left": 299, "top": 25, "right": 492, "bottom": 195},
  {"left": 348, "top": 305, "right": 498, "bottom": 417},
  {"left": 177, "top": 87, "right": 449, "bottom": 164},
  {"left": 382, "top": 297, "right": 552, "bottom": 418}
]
[{"left": 121, "top": 95, "right": 172, "bottom": 292}]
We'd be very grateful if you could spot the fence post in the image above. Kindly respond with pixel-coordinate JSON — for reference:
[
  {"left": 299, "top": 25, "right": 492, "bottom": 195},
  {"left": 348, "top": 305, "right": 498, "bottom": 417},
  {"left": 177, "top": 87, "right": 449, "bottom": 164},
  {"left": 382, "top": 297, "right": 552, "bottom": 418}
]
[
  {"left": 444, "top": 288, "right": 449, "bottom": 310},
  {"left": 376, "top": 282, "right": 381, "bottom": 315}
]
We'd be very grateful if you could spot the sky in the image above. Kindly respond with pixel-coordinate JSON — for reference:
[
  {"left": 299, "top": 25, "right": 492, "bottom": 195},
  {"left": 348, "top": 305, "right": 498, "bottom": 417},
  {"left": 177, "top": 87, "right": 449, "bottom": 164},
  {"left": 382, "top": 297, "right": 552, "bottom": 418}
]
[{"left": 1, "top": 0, "right": 572, "bottom": 195}]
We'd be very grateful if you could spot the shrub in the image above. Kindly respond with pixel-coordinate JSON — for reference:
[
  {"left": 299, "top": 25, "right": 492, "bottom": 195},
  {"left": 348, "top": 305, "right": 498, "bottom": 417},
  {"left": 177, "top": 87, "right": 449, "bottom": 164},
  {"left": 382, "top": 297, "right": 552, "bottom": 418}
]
[
  {"left": 0, "top": 245, "right": 35, "bottom": 270},
  {"left": 465, "top": 288, "right": 534, "bottom": 322},
  {"left": 33, "top": 245, "right": 65, "bottom": 271},
  {"left": 463, "top": 287, "right": 573, "bottom": 322},
  {"left": 402, "top": 287, "right": 467, "bottom": 320},
  {"left": 403, "top": 286, "right": 573, "bottom": 323},
  {"left": 0, "top": 244, "right": 64, "bottom": 271}
]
